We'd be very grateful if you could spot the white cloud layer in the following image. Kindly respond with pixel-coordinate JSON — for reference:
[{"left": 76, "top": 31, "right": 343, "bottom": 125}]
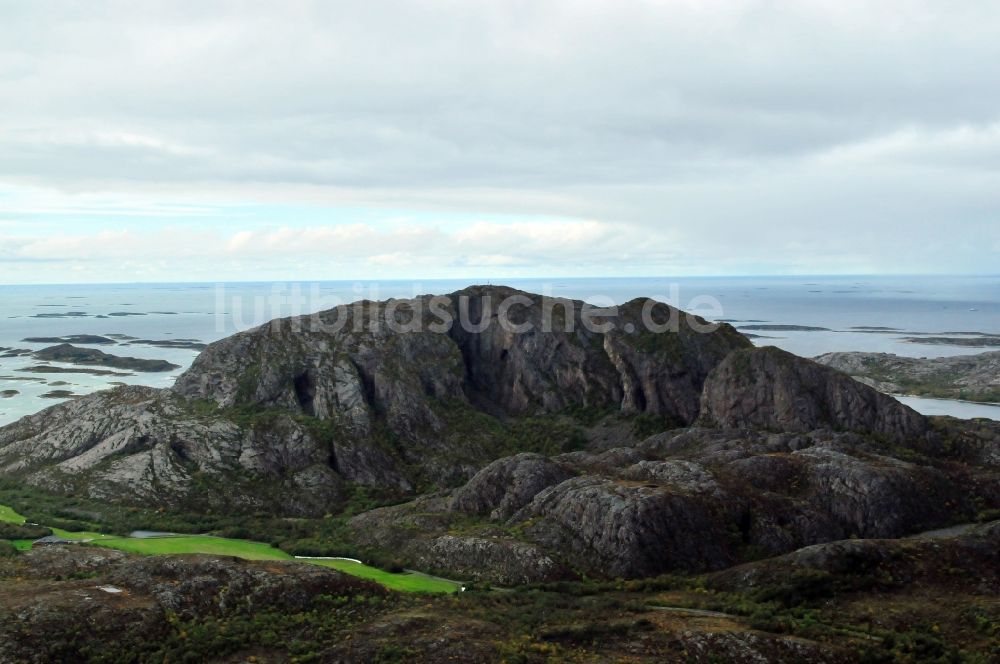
[
  {"left": 0, "top": 218, "right": 667, "bottom": 282},
  {"left": 0, "top": 0, "right": 998, "bottom": 281}
]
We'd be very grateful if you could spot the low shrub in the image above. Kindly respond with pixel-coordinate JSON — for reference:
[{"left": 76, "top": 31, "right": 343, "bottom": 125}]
[{"left": 0, "top": 522, "right": 52, "bottom": 540}]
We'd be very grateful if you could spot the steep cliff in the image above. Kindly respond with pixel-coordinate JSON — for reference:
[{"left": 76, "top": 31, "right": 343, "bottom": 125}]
[{"left": 699, "top": 346, "right": 928, "bottom": 442}]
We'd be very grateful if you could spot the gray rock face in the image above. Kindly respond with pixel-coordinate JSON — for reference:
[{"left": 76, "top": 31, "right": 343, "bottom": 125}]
[
  {"left": 174, "top": 286, "right": 750, "bottom": 426},
  {"left": 450, "top": 453, "right": 575, "bottom": 520},
  {"left": 793, "top": 447, "right": 956, "bottom": 538},
  {"left": 0, "top": 385, "right": 407, "bottom": 514},
  {"left": 412, "top": 535, "right": 566, "bottom": 586},
  {"left": 708, "top": 519, "right": 1000, "bottom": 596},
  {"left": 620, "top": 459, "right": 720, "bottom": 493},
  {"left": 512, "top": 476, "right": 736, "bottom": 577},
  {"left": 356, "top": 426, "right": 1000, "bottom": 580},
  {"left": 348, "top": 494, "right": 569, "bottom": 585},
  {"left": 699, "top": 346, "right": 929, "bottom": 442}
]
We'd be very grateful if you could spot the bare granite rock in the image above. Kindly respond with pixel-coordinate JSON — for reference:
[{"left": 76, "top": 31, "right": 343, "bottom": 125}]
[
  {"left": 707, "top": 520, "right": 1000, "bottom": 596},
  {"left": 510, "top": 475, "right": 737, "bottom": 577},
  {"left": 352, "top": 425, "right": 1000, "bottom": 580},
  {"left": 699, "top": 346, "right": 929, "bottom": 442},
  {"left": 0, "top": 385, "right": 406, "bottom": 514},
  {"left": 450, "top": 452, "right": 575, "bottom": 520}
]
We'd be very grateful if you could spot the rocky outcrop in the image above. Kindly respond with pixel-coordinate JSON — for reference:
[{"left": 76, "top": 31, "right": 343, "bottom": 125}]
[
  {"left": 707, "top": 520, "right": 1000, "bottom": 596},
  {"left": 411, "top": 535, "right": 566, "bottom": 586},
  {"left": 512, "top": 475, "right": 737, "bottom": 577},
  {"left": 348, "top": 494, "right": 570, "bottom": 585},
  {"left": 450, "top": 453, "right": 575, "bottom": 520},
  {"left": 699, "top": 346, "right": 928, "bottom": 442},
  {"left": 791, "top": 447, "right": 956, "bottom": 538},
  {"left": 503, "top": 434, "right": 959, "bottom": 577},
  {"left": 0, "top": 385, "right": 408, "bottom": 515},
  {"left": 351, "top": 426, "right": 1000, "bottom": 580},
  {"left": 815, "top": 350, "right": 1000, "bottom": 403}
]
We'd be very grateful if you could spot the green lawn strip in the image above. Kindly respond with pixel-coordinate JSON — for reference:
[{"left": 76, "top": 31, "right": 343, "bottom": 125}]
[
  {"left": 0, "top": 504, "right": 25, "bottom": 523},
  {"left": 92, "top": 538, "right": 459, "bottom": 592},
  {"left": 304, "top": 558, "right": 461, "bottom": 593},
  {"left": 12, "top": 539, "right": 33, "bottom": 551},
  {"left": 91, "top": 535, "right": 293, "bottom": 560}
]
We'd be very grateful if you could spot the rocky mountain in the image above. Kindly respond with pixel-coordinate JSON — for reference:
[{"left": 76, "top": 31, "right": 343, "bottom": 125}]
[
  {"left": 0, "top": 286, "right": 750, "bottom": 514},
  {"left": 815, "top": 350, "right": 1000, "bottom": 404},
  {"left": 172, "top": 285, "right": 748, "bottom": 424},
  {"left": 1, "top": 285, "right": 998, "bottom": 588}
]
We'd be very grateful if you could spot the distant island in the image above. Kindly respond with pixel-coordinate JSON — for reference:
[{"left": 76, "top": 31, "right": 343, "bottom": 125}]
[
  {"left": 816, "top": 350, "right": 1000, "bottom": 404},
  {"left": 30, "top": 344, "right": 179, "bottom": 372}
]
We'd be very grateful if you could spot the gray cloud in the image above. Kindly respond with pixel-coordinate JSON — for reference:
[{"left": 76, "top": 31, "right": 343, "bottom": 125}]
[{"left": 0, "top": 0, "right": 998, "bottom": 278}]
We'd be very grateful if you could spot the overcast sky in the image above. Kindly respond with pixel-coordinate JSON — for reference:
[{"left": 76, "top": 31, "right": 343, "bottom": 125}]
[{"left": 1, "top": 0, "right": 998, "bottom": 283}]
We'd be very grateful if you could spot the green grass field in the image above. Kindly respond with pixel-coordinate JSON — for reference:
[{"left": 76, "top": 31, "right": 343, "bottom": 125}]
[
  {"left": 0, "top": 504, "right": 25, "bottom": 523},
  {"left": 307, "top": 558, "right": 460, "bottom": 593},
  {"left": 88, "top": 537, "right": 459, "bottom": 591},
  {"left": 92, "top": 535, "right": 292, "bottom": 560},
  {"left": 0, "top": 503, "right": 460, "bottom": 593}
]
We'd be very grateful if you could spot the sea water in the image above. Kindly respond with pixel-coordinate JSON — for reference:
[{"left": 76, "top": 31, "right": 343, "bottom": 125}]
[{"left": 1, "top": 275, "right": 998, "bottom": 425}]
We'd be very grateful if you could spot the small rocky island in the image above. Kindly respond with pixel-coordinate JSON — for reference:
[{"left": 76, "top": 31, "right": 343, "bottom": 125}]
[
  {"left": 30, "top": 343, "right": 180, "bottom": 372},
  {"left": 816, "top": 350, "right": 1000, "bottom": 404}
]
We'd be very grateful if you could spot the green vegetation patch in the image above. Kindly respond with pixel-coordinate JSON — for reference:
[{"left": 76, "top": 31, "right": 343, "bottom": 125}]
[
  {"left": 0, "top": 503, "right": 26, "bottom": 524},
  {"left": 89, "top": 535, "right": 459, "bottom": 591},
  {"left": 0, "top": 521, "right": 51, "bottom": 540},
  {"left": 307, "top": 558, "right": 460, "bottom": 593},
  {"left": 92, "top": 535, "right": 292, "bottom": 560}
]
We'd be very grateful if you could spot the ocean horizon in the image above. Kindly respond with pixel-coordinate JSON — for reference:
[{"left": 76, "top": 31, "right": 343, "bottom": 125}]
[{"left": 2, "top": 274, "right": 999, "bottom": 425}]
